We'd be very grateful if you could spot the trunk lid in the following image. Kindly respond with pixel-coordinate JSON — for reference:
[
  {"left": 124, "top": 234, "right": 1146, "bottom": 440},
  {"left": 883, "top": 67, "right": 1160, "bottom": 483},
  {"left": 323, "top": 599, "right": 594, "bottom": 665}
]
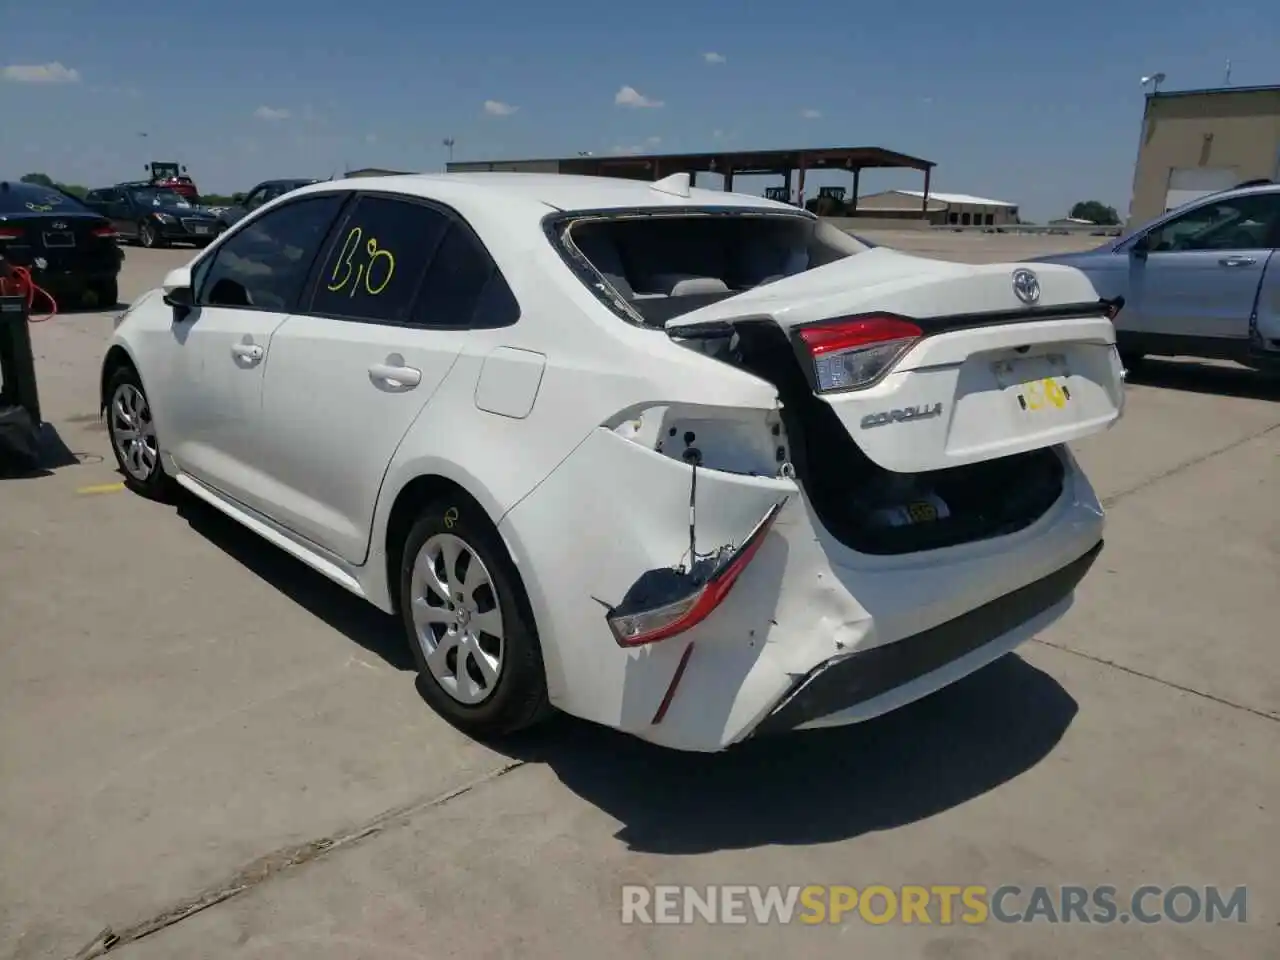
[{"left": 666, "top": 248, "right": 1125, "bottom": 474}]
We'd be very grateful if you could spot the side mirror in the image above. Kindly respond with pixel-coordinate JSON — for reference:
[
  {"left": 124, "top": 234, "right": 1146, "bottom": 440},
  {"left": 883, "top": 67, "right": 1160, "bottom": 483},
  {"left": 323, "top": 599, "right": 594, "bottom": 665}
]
[
  {"left": 1130, "top": 233, "right": 1151, "bottom": 257},
  {"left": 161, "top": 266, "right": 195, "bottom": 319}
]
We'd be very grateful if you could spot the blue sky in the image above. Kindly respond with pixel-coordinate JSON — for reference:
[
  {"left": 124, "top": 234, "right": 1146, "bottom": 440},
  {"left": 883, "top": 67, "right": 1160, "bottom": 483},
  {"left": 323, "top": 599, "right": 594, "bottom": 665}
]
[{"left": 1, "top": 0, "right": 1276, "bottom": 220}]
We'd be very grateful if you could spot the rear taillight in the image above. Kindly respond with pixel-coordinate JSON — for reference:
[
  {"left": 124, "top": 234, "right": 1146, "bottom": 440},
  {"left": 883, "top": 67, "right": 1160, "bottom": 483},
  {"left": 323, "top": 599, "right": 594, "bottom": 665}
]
[
  {"left": 0, "top": 227, "right": 23, "bottom": 240},
  {"left": 91, "top": 225, "right": 118, "bottom": 238},
  {"left": 794, "top": 314, "right": 923, "bottom": 392},
  {"left": 606, "top": 499, "right": 785, "bottom": 647}
]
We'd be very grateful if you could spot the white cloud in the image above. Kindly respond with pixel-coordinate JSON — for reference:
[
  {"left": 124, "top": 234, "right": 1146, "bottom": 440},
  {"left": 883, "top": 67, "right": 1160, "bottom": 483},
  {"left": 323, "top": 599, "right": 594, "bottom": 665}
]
[
  {"left": 646, "top": 135, "right": 662, "bottom": 144},
  {"left": 253, "top": 105, "right": 291, "bottom": 121},
  {"left": 2, "top": 62, "right": 81, "bottom": 83},
  {"left": 702, "top": 52, "right": 727, "bottom": 64},
  {"left": 483, "top": 99, "right": 518, "bottom": 116},
  {"left": 800, "top": 108, "right": 822, "bottom": 119},
  {"left": 615, "top": 85, "right": 664, "bottom": 109},
  {"left": 712, "top": 128, "right": 724, "bottom": 139}
]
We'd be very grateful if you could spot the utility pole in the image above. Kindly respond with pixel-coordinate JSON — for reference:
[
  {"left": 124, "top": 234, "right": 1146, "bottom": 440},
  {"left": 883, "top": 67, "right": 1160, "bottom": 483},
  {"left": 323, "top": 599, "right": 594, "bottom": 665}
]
[
  {"left": 442, "top": 137, "right": 456, "bottom": 171},
  {"left": 1224, "top": 60, "right": 1232, "bottom": 85}
]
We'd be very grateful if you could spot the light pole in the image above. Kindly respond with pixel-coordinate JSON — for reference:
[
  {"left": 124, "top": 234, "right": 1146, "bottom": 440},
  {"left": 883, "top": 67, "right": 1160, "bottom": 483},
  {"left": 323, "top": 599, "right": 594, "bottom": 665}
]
[{"left": 442, "top": 137, "right": 455, "bottom": 170}]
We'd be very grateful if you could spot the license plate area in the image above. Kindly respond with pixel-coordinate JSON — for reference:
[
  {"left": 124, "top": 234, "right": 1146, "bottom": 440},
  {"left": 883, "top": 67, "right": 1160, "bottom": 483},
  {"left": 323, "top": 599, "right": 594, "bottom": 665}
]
[
  {"left": 992, "top": 352, "right": 1073, "bottom": 415},
  {"left": 192, "top": 225, "right": 209, "bottom": 235},
  {"left": 42, "top": 232, "right": 75, "bottom": 248}
]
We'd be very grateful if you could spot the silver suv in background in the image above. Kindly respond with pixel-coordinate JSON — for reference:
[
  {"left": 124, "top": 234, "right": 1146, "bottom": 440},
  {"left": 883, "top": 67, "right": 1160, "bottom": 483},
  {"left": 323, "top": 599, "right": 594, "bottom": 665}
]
[{"left": 1027, "top": 180, "right": 1280, "bottom": 373}]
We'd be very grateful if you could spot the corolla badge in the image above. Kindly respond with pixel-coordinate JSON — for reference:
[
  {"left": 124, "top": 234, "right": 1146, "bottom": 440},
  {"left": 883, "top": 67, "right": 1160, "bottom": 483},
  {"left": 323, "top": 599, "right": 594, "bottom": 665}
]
[
  {"left": 1012, "top": 268, "right": 1041, "bottom": 305},
  {"left": 860, "top": 403, "right": 944, "bottom": 429}
]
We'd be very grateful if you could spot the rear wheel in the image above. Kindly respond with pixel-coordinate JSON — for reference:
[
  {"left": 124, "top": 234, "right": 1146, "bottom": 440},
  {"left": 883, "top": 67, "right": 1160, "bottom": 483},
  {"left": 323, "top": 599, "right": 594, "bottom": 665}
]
[
  {"left": 105, "top": 365, "right": 172, "bottom": 500},
  {"left": 398, "top": 499, "right": 550, "bottom": 738}
]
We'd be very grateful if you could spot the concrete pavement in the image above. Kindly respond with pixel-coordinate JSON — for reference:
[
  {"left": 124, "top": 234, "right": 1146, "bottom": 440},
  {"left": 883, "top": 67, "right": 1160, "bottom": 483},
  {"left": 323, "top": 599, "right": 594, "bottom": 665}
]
[{"left": 0, "top": 239, "right": 1276, "bottom": 960}]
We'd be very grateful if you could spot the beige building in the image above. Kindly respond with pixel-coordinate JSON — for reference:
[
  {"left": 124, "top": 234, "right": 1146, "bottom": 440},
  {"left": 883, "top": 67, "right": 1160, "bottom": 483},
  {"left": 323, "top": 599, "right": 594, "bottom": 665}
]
[
  {"left": 852, "top": 189, "right": 1020, "bottom": 227},
  {"left": 1128, "top": 84, "right": 1280, "bottom": 226}
]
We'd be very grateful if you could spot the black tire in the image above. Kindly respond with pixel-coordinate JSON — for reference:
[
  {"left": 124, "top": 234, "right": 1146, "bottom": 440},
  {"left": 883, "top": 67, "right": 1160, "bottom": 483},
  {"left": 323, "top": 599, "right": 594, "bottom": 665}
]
[
  {"left": 138, "top": 220, "right": 166, "bottom": 249},
  {"left": 398, "top": 498, "right": 550, "bottom": 738},
  {"left": 91, "top": 278, "right": 119, "bottom": 308},
  {"left": 104, "top": 364, "right": 173, "bottom": 501}
]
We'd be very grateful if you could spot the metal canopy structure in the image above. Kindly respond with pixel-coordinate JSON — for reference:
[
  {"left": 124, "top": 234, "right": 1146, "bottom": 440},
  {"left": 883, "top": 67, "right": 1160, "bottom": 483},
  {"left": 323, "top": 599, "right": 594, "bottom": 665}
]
[{"left": 449, "top": 145, "right": 938, "bottom": 213}]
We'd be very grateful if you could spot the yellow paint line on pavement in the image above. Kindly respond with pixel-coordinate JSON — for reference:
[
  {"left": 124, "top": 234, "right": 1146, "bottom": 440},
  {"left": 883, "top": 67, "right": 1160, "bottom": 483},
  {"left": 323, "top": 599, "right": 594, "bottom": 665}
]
[{"left": 76, "top": 482, "right": 125, "bottom": 496}]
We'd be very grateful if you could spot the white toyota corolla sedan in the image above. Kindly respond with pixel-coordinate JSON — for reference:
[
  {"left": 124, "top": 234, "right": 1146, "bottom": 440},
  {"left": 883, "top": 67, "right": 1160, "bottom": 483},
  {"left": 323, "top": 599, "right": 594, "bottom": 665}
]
[{"left": 101, "top": 172, "right": 1124, "bottom": 752}]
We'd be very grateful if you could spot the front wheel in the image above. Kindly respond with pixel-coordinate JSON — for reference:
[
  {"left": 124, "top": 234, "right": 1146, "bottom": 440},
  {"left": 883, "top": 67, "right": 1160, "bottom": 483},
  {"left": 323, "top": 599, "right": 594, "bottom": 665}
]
[
  {"left": 138, "top": 220, "right": 166, "bottom": 249},
  {"left": 398, "top": 500, "right": 550, "bottom": 739},
  {"left": 105, "top": 365, "right": 172, "bottom": 500}
]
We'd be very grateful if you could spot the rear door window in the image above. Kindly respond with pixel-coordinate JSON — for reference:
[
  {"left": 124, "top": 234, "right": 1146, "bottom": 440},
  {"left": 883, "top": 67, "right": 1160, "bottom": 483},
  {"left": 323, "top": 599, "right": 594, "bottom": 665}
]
[{"left": 307, "top": 195, "right": 449, "bottom": 323}]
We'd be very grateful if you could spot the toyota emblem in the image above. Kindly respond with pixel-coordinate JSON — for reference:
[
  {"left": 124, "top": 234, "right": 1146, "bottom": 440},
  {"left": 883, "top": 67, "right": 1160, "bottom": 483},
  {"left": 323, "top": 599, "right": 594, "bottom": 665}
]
[
  {"left": 51, "top": 221, "right": 67, "bottom": 230},
  {"left": 1012, "top": 268, "right": 1041, "bottom": 305}
]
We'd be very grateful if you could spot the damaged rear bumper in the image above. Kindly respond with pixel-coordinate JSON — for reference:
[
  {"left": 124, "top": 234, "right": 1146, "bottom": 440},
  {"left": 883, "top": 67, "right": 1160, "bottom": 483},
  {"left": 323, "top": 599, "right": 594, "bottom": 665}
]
[
  {"left": 751, "top": 538, "right": 1102, "bottom": 736},
  {"left": 498, "top": 428, "right": 1106, "bottom": 753}
]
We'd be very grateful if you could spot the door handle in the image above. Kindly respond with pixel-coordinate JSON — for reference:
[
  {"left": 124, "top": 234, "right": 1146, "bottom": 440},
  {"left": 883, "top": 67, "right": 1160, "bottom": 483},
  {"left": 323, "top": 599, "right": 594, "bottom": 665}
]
[
  {"left": 1219, "top": 256, "right": 1256, "bottom": 267},
  {"left": 231, "top": 342, "right": 264, "bottom": 362},
  {"left": 368, "top": 363, "right": 422, "bottom": 389}
]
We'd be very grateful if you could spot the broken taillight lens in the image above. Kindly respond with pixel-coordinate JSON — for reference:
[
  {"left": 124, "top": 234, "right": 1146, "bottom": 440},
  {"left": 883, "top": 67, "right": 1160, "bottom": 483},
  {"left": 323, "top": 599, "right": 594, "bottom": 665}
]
[
  {"left": 794, "top": 314, "right": 923, "bottom": 393},
  {"left": 607, "top": 499, "right": 786, "bottom": 647}
]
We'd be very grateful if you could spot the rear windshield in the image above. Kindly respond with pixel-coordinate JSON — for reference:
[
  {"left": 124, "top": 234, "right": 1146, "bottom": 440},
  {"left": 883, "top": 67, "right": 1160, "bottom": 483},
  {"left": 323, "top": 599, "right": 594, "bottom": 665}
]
[
  {"left": 0, "top": 182, "right": 90, "bottom": 216},
  {"left": 558, "top": 211, "right": 870, "bottom": 327}
]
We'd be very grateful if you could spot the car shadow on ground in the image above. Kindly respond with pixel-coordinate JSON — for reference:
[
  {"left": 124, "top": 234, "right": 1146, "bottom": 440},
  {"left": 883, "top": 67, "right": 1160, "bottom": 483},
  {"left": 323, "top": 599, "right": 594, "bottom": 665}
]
[
  {"left": 1127, "top": 359, "right": 1279, "bottom": 402},
  {"left": 174, "top": 495, "right": 416, "bottom": 671},
  {"left": 172, "top": 492, "right": 1078, "bottom": 853},
  {"left": 490, "top": 654, "right": 1077, "bottom": 853}
]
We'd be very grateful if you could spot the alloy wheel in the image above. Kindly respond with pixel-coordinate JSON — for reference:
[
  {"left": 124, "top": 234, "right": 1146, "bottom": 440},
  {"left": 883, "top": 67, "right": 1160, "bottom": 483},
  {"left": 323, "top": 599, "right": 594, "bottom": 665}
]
[
  {"left": 140, "top": 222, "right": 156, "bottom": 248},
  {"left": 410, "top": 533, "right": 505, "bottom": 705},
  {"left": 110, "top": 383, "right": 158, "bottom": 481}
]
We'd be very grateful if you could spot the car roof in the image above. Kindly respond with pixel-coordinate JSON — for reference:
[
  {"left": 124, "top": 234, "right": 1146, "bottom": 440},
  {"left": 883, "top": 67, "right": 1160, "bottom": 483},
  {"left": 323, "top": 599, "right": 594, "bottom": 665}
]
[{"left": 293, "top": 171, "right": 809, "bottom": 216}]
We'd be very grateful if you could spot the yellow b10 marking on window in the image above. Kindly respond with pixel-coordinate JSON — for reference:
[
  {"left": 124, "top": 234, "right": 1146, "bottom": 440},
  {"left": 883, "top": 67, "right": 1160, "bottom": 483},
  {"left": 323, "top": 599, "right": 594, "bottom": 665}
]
[
  {"left": 906, "top": 502, "right": 937, "bottom": 522},
  {"left": 326, "top": 226, "right": 396, "bottom": 297},
  {"left": 1023, "top": 377, "right": 1069, "bottom": 411}
]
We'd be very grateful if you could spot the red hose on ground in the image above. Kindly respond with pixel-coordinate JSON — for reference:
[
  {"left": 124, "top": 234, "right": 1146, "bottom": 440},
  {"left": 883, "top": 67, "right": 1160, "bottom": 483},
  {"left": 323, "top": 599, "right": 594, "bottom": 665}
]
[{"left": 0, "top": 264, "right": 58, "bottom": 322}]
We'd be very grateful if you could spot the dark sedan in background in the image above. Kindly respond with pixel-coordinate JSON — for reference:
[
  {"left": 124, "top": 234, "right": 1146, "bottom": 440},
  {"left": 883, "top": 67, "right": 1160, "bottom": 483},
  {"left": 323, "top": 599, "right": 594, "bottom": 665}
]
[
  {"left": 214, "top": 178, "right": 319, "bottom": 233},
  {"left": 83, "top": 184, "right": 220, "bottom": 248},
  {"left": 0, "top": 181, "right": 124, "bottom": 306}
]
